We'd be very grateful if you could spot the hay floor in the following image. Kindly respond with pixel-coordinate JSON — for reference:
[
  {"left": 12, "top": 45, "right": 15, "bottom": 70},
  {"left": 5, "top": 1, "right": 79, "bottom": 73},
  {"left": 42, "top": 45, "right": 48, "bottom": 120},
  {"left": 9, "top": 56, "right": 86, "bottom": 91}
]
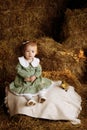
[{"left": 0, "top": 84, "right": 87, "bottom": 130}]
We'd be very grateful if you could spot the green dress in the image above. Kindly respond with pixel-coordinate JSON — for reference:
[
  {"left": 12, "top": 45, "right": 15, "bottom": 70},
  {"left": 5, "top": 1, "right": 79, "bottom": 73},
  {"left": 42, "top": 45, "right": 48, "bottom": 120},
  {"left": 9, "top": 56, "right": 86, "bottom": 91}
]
[{"left": 10, "top": 56, "right": 52, "bottom": 94}]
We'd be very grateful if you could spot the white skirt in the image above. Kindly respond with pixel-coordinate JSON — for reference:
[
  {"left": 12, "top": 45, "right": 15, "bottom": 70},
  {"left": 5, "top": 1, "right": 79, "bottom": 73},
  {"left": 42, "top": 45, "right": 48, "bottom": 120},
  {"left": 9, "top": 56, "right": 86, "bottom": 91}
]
[{"left": 5, "top": 81, "right": 82, "bottom": 125}]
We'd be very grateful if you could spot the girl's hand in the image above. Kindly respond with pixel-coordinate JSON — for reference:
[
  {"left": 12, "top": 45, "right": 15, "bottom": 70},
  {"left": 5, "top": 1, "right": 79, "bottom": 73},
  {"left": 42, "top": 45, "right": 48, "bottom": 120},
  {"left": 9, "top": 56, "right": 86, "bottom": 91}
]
[
  {"left": 24, "top": 77, "right": 31, "bottom": 82},
  {"left": 30, "top": 75, "right": 36, "bottom": 82}
]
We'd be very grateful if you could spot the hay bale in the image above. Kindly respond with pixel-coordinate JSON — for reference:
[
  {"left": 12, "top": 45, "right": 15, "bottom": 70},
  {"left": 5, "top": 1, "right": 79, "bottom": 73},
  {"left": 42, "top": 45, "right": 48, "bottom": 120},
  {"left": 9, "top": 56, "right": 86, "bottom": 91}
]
[
  {"left": 60, "top": 8, "right": 87, "bottom": 81},
  {"left": 37, "top": 37, "right": 86, "bottom": 80},
  {"left": 62, "top": 8, "right": 87, "bottom": 48}
]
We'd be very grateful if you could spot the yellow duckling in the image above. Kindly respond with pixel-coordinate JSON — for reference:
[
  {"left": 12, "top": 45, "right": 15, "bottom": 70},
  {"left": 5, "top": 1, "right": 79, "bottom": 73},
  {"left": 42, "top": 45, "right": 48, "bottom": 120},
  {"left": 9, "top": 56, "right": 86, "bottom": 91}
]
[{"left": 60, "top": 81, "right": 69, "bottom": 91}]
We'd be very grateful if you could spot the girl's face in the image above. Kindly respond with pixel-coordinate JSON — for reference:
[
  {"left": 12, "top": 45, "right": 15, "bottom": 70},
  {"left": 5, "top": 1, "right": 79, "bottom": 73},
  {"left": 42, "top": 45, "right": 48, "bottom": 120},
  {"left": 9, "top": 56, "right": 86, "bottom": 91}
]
[{"left": 24, "top": 45, "right": 37, "bottom": 61}]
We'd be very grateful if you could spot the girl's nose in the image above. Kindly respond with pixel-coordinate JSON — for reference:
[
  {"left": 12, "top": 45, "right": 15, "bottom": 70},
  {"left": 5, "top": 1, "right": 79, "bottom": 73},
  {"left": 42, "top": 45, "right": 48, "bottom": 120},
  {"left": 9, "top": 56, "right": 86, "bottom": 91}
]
[{"left": 29, "top": 52, "right": 32, "bottom": 55}]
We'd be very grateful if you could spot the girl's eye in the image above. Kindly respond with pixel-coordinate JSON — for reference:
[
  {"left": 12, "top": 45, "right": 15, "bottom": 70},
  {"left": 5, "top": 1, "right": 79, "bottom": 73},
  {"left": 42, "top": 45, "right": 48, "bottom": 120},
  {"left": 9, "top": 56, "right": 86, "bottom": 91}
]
[{"left": 32, "top": 51, "right": 34, "bottom": 53}]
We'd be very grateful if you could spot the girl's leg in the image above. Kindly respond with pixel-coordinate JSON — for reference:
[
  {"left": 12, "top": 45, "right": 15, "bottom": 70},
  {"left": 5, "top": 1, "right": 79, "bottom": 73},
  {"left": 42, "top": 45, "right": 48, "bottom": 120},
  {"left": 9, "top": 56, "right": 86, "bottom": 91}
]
[
  {"left": 38, "top": 89, "right": 47, "bottom": 103},
  {"left": 23, "top": 94, "right": 32, "bottom": 100},
  {"left": 23, "top": 94, "right": 37, "bottom": 106}
]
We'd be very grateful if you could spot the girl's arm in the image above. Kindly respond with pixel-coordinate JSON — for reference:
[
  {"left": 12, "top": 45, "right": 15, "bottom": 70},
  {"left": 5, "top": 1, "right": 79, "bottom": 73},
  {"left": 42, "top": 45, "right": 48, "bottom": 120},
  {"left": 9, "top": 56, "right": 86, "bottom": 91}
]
[
  {"left": 34, "top": 64, "right": 42, "bottom": 78},
  {"left": 16, "top": 63, "right": 30, "bottom": 78}
]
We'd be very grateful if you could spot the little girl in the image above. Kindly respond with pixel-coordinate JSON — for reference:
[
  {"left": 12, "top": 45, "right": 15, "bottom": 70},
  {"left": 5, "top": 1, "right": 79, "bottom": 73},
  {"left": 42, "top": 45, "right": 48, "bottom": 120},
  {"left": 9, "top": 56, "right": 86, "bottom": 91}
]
[{"left": 9, "top": 41, "right": 53, "bottom": 106}]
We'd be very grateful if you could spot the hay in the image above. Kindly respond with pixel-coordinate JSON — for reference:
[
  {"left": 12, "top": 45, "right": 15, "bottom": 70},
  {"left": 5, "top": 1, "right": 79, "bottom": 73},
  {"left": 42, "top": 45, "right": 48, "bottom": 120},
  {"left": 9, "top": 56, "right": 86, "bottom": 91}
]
[
  {"left": 37, "top": 37, "right": 86, "bottom": 82},
  {"left": 60, "top": 8, "right": 87, "bottom": 81},
  {"left": 62, "top": 8, "right": 87, "bottom": 48},
  {"left": 0, "top": 1, "right": 87, "bottom": 129}
]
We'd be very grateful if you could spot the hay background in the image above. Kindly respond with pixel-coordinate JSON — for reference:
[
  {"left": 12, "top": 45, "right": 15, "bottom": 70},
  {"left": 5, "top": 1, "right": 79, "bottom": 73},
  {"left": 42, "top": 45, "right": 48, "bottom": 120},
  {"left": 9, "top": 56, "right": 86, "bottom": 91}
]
[{"left": 0, "top": 0, "right": 87, "bottom": 129}]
